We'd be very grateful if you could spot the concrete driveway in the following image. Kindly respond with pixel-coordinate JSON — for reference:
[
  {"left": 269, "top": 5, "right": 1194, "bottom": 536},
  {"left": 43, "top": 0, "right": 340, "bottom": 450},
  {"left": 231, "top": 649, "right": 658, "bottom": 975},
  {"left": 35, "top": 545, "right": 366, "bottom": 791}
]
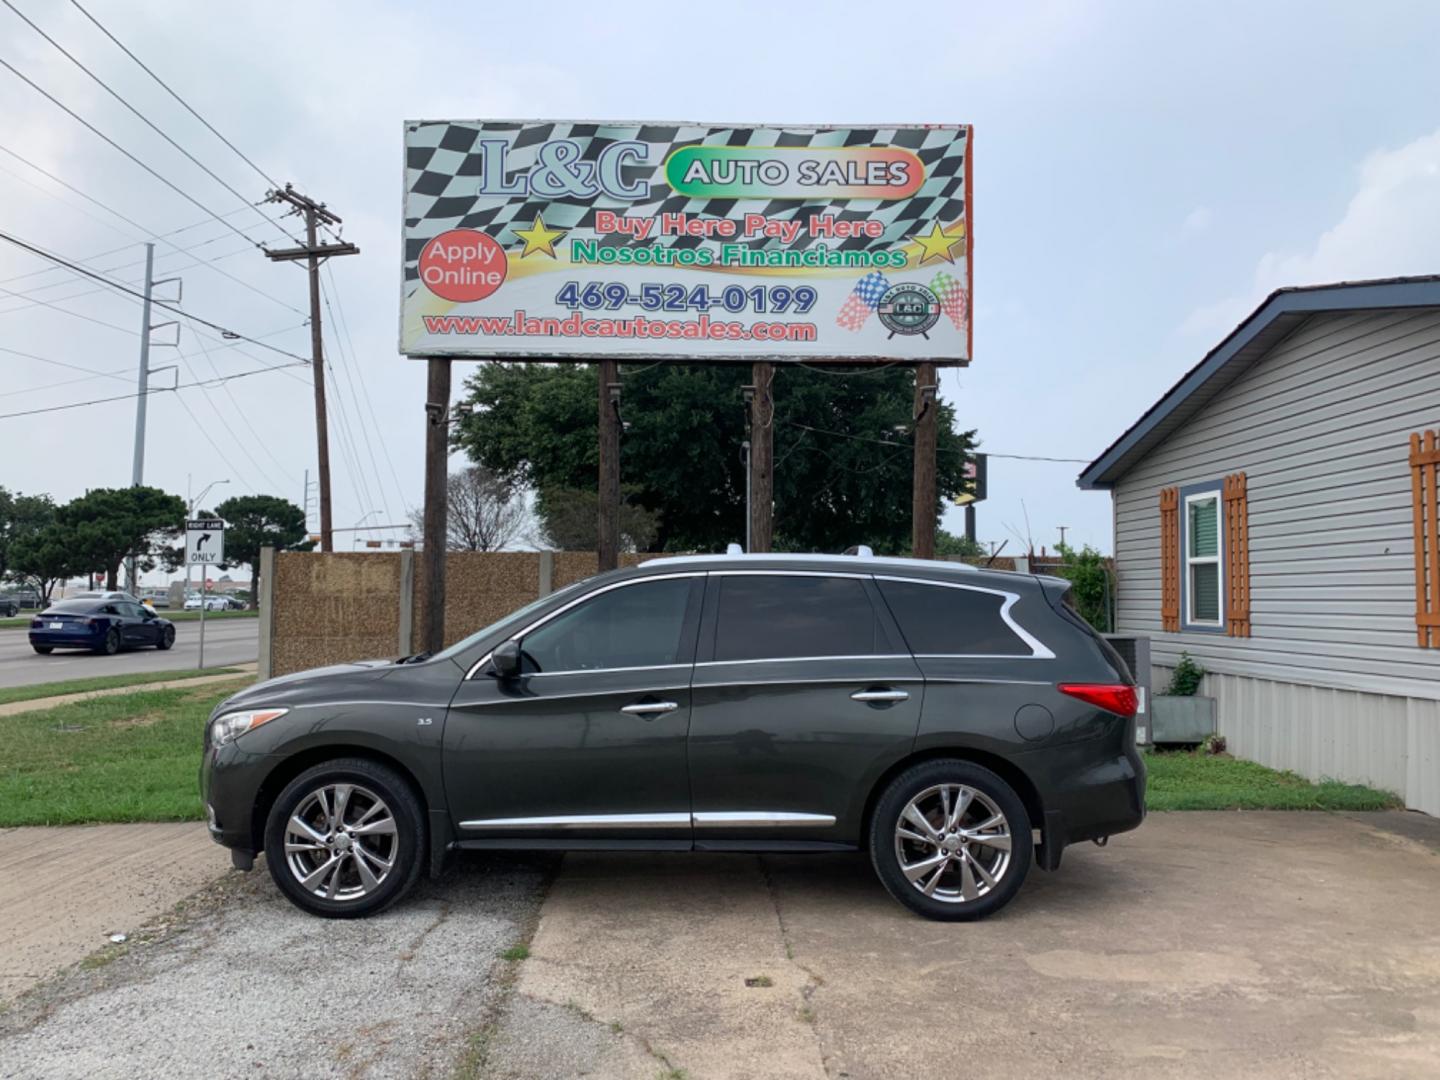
[{"left": 2, "top": 812, "right": 1436, "bottom": 1079}]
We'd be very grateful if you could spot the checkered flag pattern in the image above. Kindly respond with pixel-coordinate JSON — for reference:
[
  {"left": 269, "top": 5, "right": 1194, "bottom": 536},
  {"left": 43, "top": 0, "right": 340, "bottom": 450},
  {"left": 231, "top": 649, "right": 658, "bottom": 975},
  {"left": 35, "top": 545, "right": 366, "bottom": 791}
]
[
  {"left": 835, "top": 271, "right": 891, "bottom": 331},
  {"left": 403, "top": 122, "right": 969, "bottom": 292},
  {"left": 929, "top": 271, "right": 969, "bottom": 332}
]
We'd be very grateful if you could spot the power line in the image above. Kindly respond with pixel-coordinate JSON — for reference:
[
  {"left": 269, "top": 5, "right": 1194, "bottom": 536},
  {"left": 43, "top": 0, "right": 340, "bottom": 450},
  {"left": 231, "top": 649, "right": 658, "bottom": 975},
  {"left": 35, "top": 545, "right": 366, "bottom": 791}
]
[
  {"left": 777, "top": 420, "right": 1090, "bottom": 463},
  {"left": 69, "top": 0, "right": 284, "bottom": 194},
  {"left": 0, "top": 54, "right": 269, "bottom": 250},
  {"left": 2, "top": 0, "right": 298, "bottom": 247},
  {"left": 0, "top": 228, "right": 306, "bottom": 360},
  {"left": 0, "top": 145, "right": 305, "bottom": 315},
  {"left": 0, "top": 342, "right": 132, "bottom": 383},
  {"left": 0, "top": 359, "right": 308, "bottom": 421}
]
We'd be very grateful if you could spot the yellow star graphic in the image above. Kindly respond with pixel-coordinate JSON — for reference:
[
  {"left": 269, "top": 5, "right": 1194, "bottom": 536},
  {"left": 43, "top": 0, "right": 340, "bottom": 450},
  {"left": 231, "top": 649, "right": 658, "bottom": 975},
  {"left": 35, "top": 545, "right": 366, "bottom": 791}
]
[
  {"left": 512, "top": 213, "right": 566, "bottom": 259},
  {"left": 910, "top": 221, "right": 965, "bottom": 266}
]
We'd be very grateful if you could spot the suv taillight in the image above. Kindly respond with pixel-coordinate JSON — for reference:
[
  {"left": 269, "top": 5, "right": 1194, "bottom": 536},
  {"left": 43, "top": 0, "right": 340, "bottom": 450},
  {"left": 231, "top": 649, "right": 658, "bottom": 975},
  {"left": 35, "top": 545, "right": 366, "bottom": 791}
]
[{"left": 1057, "top": 683, "right": 1138, "bottom": 717}]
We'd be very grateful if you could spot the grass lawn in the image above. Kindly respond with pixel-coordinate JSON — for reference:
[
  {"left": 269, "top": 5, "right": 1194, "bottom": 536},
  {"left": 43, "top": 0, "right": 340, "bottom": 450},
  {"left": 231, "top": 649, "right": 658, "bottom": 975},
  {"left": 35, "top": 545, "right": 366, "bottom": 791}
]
[
  {"left": 0, "top": 678, "right": 251, "bottom": 827},
  {"left": 0, "top": 608, "right": 258, "bottom": 629},
  {"left": 0, "top": 668, "right": 243, "bottom": 707},
  {"left": 1146, "top": 749, "right": 1402, "bottom": 811}
]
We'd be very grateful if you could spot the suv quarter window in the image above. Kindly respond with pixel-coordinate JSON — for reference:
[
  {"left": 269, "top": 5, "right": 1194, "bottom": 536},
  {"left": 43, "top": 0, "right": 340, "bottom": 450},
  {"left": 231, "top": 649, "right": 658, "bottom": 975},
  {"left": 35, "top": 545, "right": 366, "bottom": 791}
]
[
  {"left": 875, "top": 577, "right": 1050, "bottom": 658},
  {"left": 709, "top": 573, "right": 896, "bottom": 662},
  {"left": 519, "top": 576, "right": 700, "bottom": 674}
]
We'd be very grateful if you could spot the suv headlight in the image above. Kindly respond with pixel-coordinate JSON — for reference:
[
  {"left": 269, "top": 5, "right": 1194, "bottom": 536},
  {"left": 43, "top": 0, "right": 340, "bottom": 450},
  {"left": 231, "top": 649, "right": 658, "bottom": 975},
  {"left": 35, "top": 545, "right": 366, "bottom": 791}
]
[{"left": 209, "top": 707, "right": 288, "bottom": 747}]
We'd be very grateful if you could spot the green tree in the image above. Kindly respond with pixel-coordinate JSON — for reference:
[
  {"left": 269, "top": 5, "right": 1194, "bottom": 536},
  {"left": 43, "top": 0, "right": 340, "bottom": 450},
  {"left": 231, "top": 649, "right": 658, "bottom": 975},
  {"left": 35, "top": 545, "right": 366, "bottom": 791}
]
[
  {"left": 59, "top": 486, "right": 186, "bottom": 590},
  {"left": 214, "top": 495, "right": 312, "bottom": 609},
  {"left": 9, "top": 522, "right": 80, "bottom": 603},
  {"left": 0, "top": 488, "right": 57, "bottom": 583},
  {"left": 1054, "top": 542, "right": 1112, "bottom": 632},
  {"left": 453, "top": 363, "right": 976, "bottom": 553},
  {"left": 934, "top": 528, "right": 986, "bottom": 559}
]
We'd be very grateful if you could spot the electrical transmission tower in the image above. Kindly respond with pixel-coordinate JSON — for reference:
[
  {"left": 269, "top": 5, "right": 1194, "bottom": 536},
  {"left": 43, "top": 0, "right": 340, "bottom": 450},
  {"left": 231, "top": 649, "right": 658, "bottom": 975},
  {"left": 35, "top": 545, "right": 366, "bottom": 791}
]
[{"left": 264, "top": 185, "right": 359, "bottom": 552}]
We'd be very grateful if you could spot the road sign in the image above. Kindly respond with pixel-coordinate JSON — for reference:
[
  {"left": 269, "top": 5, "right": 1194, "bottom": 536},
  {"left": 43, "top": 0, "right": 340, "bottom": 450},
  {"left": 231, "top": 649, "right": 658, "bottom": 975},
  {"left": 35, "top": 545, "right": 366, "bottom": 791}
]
[{"left": 186, "top": 519, "right": 225, "bottom": 566}]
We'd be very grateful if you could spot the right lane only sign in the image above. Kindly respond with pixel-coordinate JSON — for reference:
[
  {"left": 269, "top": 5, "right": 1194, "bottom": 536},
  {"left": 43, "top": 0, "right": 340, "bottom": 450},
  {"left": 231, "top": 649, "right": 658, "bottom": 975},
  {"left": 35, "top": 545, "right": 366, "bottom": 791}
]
[{"left": 186, "top": 519, "right": 225, "bottom": 566}]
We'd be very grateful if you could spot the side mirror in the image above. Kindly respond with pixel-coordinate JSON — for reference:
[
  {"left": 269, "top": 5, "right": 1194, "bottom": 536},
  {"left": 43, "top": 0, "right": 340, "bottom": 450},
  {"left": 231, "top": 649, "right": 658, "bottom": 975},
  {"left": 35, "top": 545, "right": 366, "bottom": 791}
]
[{"left": 490, "top": 639, "right": 522, "bottom": 680}]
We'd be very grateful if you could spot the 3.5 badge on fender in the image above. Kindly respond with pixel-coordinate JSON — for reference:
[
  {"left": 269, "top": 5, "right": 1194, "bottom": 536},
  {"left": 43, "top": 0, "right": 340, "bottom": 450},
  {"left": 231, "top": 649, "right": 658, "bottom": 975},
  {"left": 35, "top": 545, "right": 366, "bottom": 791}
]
[{"left": 877, "top": 284, "right": 941, "bottom": 339}]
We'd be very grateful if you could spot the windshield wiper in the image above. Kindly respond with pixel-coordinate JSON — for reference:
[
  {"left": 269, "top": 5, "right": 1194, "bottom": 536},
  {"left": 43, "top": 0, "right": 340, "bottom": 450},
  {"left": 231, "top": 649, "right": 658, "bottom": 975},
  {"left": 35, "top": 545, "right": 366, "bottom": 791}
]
[{"left": 395, "top": 651, "right": 433, "bottom": 665}]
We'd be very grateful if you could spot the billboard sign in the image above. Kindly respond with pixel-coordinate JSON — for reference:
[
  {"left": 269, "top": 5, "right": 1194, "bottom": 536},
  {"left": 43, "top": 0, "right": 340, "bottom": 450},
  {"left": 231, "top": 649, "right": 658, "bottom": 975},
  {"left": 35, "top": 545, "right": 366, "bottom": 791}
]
[{"left": 401, "top": 121, "right": 971, "bottom": 363}]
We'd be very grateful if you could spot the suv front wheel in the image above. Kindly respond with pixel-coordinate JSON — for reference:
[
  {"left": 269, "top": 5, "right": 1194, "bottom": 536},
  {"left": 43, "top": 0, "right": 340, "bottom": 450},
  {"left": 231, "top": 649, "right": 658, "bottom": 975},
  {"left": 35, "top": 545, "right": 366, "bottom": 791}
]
[
  {"left": 870, "top": 759, "right": 1033, "bottom": 921},
  {"left": 263, "top": 758, "right": 425, "bottom": 918}
]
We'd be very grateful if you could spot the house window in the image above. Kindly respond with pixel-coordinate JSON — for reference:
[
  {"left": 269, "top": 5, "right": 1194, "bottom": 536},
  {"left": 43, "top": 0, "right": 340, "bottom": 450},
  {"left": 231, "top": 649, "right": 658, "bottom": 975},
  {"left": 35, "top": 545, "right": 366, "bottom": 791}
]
[{"left": 1184, "top": 490, "right": 1223, "bottom": 627}]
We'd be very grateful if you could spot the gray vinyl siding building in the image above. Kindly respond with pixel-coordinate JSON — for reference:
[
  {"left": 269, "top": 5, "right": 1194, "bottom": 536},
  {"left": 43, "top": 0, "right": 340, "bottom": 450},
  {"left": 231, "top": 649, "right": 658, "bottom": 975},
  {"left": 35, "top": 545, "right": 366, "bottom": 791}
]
[{"left": 1080, "top": 278, "right": 1440, "bottom": 817}]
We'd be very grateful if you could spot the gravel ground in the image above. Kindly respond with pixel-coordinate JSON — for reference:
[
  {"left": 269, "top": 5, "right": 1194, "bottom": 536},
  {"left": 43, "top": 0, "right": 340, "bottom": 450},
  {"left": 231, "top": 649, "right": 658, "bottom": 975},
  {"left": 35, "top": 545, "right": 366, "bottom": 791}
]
[{"left": 0, "top": 852, "right": 555, "bottom": 1080}]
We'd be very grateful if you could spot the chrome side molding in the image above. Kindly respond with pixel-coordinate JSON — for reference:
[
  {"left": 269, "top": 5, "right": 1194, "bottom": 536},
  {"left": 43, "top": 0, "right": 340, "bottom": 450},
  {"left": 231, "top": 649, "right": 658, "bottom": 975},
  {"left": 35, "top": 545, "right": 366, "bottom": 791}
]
[{"left": 459, "top": 811, "right": 837, "bottom": 830}]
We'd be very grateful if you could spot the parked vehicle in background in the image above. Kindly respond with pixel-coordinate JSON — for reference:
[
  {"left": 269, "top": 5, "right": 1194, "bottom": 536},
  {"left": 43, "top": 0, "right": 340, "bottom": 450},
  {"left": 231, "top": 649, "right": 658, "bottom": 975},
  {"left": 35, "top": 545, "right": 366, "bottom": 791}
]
[
  {"left": 0, "top": 597, "right": 17, "bottom": 618},
  {"left": 72, "top": 590, "right": 141, "bottom": 604},
  {"left": 144, "top": 591, "right": 171, "bottom": 608},
  {"left": 30, "top": 598, "right": 176, "bottom": 655},
  {"left": 2, "top": 588, "right": 43, "bottom": 610},
  {"left": 201, "top": 552, "right": 1145, "bottom": 922},
  {"left": 184, "top": 594, "right": 233, "bottom": 611}
]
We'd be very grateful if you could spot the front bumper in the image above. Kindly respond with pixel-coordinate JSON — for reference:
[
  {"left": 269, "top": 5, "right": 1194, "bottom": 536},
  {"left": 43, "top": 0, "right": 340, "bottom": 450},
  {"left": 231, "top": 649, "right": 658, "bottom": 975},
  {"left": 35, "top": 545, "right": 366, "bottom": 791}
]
[{"left": 199, "top": 739, "right": 273, "bottom": 855}]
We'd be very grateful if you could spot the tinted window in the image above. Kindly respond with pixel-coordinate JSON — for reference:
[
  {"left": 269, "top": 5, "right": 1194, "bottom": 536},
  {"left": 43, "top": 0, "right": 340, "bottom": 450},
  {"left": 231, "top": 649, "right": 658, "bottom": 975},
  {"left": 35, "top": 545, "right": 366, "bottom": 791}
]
[
  {"left": 713, "top": 575, "right": 889, "bottom": 662},
  {"left": 44, "top": 600, "right": 101, "bottom": 614},
  {"left": 521, "top": 578, "right": 695, "bottom": 673},
  {"left": 877, "top": 580, "right": 1031, "bottom": 656}
]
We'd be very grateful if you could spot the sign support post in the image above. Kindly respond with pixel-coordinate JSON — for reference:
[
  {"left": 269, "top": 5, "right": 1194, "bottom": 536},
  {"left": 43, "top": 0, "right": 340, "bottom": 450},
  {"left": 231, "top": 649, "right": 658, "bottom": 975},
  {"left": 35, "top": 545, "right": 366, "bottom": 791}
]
[
  {"left": 912, "top": 363, "right": 938, "bottom": 559},
  {"left": 748, "top": 362, "right": 774, "bottom": 552},
  {"left": 422, "top": 358, "right": 452, "bottom": 654},
  {"left": 598, "top": 360, "right": 620, "bottom": 572},
  {"left": 185, "top": 518, "right": 225, "bottom": 671}
]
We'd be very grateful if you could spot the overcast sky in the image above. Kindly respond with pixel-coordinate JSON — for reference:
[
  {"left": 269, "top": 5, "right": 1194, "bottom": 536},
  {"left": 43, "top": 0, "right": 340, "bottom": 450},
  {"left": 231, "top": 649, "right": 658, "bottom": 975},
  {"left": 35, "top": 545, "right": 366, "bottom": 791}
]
[{"left": 3, "top": 0, "right": 1440, "bottom": 565}]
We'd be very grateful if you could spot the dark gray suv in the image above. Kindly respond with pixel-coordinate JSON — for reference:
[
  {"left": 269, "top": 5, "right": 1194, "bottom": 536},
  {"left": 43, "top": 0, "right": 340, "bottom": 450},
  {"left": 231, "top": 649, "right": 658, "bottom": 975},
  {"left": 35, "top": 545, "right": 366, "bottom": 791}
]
[{"left": 201, "top": 553, "right": 1144, "bottom": 921}]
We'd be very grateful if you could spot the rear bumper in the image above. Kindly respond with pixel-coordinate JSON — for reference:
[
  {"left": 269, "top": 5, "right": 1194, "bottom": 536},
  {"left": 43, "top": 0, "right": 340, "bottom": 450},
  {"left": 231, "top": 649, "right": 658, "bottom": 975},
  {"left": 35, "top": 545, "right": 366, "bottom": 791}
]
[
  {"left": 28, "top": 629, "right": 103, "bottom": 648},
  {"left": 1024, "top": 742, "right": 1146, "bottom": 869}
]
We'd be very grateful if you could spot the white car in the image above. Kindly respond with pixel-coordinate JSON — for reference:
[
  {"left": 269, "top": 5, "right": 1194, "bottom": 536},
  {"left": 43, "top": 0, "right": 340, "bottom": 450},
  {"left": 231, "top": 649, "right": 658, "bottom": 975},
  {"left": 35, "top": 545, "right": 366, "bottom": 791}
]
[{"left": 183, "top": 595, "right": 232, "bottom": 611}]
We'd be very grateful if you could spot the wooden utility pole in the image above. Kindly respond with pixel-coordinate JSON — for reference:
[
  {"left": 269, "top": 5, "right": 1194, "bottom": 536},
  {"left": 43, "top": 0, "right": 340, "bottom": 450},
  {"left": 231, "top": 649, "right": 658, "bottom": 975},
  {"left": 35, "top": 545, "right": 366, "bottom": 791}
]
[
  {"left": 265, "top": 185, "right": 359, "bottom": 553},
  {"left": 748, "top": 361, "right": 774, "bottom": 552},
  {"left": 422, "top": 359, "right": 452, "bottom": 653},
  {"left": 912, "top": 362, "right": 938, "bottom": 559},
  {"left": 597, "top": 359, "right": 620, "bottom": 571}
]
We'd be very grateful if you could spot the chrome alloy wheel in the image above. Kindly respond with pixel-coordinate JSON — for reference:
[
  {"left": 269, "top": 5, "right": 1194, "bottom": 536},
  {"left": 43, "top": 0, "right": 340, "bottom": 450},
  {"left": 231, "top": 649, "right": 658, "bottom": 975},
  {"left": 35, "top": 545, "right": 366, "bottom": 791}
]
[
  {"left": 284, "top": 783, "right": 398, "bottom": 901},
  {"left": 893, "top": 784, "right": 1013, "bottom": 904}
]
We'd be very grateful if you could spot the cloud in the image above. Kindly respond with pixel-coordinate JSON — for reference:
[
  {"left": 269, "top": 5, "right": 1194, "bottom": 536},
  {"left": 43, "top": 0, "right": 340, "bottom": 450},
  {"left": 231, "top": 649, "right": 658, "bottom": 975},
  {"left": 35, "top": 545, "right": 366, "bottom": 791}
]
[
  {"left": 1180, "top": 128, "right": 1440, "bottom": 338},
  {"left": 1179, "top": 206, "right": 1213, "bottom": 237}
]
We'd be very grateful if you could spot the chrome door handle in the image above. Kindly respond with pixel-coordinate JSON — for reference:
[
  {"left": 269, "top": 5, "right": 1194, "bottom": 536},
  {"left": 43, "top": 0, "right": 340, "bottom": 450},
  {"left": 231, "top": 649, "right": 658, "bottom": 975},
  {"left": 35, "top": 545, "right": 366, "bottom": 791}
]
[
  {"left": 620, "top": 701, "right": 679, "bottom": 715},
  {"left": 851, "top": 689, "right": 910, "bottom": 703}
]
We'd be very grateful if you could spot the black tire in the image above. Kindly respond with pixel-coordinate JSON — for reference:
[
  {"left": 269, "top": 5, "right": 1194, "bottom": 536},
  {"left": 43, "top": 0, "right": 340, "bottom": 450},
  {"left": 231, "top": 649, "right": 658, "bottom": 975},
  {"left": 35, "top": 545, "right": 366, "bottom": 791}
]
[
  {"left": 32, "top": 644, "right": 53, "bottom": 654},
  {"left": 263, "top": 758, "right": 425, "bottom": 919},
  {"left": 96, "top": 628, "right": 121, "bottom": 656},
  {"left": 869, "top": 759, "right": 1033, "bottom": 922},
  {"left": 155, "top": 625, "right": 175, "bottom": 650}
]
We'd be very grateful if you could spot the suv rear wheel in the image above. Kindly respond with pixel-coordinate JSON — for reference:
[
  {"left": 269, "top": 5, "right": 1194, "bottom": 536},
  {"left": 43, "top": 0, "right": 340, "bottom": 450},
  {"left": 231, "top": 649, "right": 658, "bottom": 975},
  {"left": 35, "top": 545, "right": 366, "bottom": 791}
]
[
  {"left": 870, "top": 759, "right": 1032, "bottom": 921},
  {"left": 263, "top": 758, "right": 424, "bottom": 918}
]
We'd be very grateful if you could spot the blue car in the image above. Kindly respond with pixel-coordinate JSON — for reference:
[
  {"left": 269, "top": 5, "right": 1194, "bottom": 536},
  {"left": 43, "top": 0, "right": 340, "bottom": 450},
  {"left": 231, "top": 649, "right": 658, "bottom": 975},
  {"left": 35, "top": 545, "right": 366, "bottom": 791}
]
[{"left": 29, "top": 598, "right": 176, "bottom": 655}]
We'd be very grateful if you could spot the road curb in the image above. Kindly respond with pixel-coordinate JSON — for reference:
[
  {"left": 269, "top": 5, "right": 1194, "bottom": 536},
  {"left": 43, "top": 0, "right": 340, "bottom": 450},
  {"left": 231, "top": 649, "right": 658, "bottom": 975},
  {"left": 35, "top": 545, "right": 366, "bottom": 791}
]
[{"left": 0, "top": 666, "right": 257, "bottom": 718}]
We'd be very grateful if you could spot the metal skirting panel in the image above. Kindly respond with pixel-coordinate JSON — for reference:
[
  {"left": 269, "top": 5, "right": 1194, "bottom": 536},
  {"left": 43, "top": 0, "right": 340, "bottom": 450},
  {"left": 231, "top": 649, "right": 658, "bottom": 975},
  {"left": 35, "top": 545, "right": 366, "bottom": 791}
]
[{"left": 1153, "top": 666, "right": 1440, "bottom": 816}]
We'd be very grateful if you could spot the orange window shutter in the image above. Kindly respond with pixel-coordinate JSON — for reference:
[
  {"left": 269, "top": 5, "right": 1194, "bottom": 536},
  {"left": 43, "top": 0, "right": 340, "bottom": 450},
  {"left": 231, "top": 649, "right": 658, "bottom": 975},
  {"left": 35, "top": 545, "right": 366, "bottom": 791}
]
[
  {"left": 1412, "top": 431, "right": 1440, "bottom": 648},
  {"left": 1159, "top": 487, "right": 1180, "bottom": 632},
  {"left": 1223, "top": 473, "right": 1251, "bottom": 637}
]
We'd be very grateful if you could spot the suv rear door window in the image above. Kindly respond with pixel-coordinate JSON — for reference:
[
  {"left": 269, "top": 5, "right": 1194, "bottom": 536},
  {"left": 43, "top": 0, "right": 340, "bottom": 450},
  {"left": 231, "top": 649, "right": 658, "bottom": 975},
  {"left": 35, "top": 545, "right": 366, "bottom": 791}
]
[
  {"left": 712, "top": 575, "right": 889, "bottom": 661},
  {"left": 876, "top": 579, "right": 1031, "bottom": 656}
]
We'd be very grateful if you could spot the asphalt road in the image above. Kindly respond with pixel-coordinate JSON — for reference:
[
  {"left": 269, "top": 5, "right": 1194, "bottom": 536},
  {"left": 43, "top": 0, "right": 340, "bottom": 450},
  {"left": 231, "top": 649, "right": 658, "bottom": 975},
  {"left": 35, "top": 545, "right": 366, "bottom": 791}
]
[{"left": 0, "top": 619, "right": 258, "bottom": 688}]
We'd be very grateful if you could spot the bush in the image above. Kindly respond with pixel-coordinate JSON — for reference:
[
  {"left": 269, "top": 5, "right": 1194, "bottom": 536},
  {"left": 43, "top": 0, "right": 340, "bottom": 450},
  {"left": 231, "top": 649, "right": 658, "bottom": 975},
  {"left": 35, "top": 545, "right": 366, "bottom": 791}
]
[
  {"left": 1053, "top": 542, "right": 1111, "bottom": 632},
  {"left": 1166, "top": 652, "right": 1205, "bottom": 696}
]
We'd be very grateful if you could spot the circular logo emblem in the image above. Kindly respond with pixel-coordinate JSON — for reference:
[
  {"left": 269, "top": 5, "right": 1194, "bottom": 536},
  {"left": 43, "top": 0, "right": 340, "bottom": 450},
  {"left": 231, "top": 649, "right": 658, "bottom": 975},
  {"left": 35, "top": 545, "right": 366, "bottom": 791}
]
[
  {"left": 418, "top": 228, "right": 507, "bottom": 302},
  {"left": 877, "top": 284, "right": 941, "bottom": 337}
]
